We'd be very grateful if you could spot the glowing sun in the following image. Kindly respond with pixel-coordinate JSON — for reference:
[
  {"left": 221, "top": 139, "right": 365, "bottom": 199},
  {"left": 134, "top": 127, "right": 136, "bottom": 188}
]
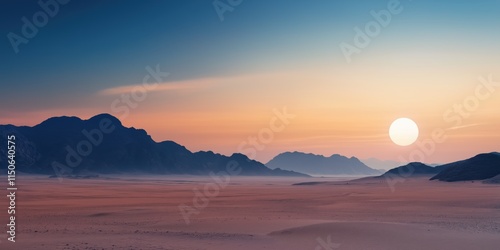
[{"left": 389, "top": 118, "right": 419, "bottom": 146}]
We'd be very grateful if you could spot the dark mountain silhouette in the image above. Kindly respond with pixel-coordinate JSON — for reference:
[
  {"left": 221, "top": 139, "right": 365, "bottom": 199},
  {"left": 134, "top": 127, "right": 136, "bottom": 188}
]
[
  {"left": 483, "top": 174, "right": 500, "bottom": 184},
  {"left": 265, "top": 151, "right": 381, "bottom": 175},
  {"left": 362, "top": 158, "right": 442, "bottom": 172},
  {"left": 430, "top": 153, "right": 500, "bottom": 182},
  {"left": 381, "top": 162, "right": 450, "bottom": 177},
  {"left": 0, "top": 114, "right": 307, "bottom": 177}
]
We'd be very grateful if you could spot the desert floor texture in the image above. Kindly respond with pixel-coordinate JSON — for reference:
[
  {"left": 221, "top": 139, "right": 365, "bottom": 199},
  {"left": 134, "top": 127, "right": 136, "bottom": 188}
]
[{"left": 1, "top": 175, "right": 499, "bottom": 250}]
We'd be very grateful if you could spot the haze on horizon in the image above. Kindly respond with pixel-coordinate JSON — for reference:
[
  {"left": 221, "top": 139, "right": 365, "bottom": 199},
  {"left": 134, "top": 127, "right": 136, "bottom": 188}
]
[{"left": 1, "top": 0, "right": 499, "bottom": 164}]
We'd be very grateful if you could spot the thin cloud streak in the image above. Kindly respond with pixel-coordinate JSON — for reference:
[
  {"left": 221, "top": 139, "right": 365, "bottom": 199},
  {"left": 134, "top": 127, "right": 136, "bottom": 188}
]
[
  {"left": 445, "top": 123, "right": 486, "bottom": 131},
  {"left": 97, "top": 71, "right": 306, "bottom": 96},
  {"left": 97, "top": 78, "right": 221, "bottom": 96}
]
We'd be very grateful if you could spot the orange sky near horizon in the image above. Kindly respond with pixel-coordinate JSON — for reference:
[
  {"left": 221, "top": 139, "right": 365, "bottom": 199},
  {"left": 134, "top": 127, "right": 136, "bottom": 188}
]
[{"left": 4, "top": 60, "right": 500, "bottom": 164}]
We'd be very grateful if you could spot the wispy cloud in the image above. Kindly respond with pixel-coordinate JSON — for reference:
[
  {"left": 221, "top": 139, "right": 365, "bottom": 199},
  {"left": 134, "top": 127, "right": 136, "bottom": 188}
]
[
  {"left": 445, "top": 123, "right": 486, "bottom": 131},
  {"left": 97, "top": 71, "right": 306, "bottom": 96},
  {"left": 98, "top": 78, "right": 222, "bottom": 96}
]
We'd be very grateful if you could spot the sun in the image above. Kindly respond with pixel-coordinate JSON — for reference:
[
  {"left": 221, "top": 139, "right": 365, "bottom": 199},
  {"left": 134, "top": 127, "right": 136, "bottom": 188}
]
[{"left": 389, "top": 118, "right": 419, "bottom": 146}]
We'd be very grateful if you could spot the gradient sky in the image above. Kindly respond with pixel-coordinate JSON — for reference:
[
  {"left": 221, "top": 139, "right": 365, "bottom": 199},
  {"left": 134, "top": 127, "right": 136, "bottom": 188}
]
[{"left": 1, "top": 0, "right": 499, "bottom": 164}]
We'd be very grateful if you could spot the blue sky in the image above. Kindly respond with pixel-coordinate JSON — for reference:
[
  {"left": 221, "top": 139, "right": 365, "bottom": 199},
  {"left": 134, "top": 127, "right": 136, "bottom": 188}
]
[
  {"left": 1, "top": 0, "right": 499, "bottom": 162},
  {"left": 2, "top": 0, "right": 498, "bottom": 96}
]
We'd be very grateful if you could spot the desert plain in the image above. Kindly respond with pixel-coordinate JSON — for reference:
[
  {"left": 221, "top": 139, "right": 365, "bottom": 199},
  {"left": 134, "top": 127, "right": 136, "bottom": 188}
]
[{"left": 1, "top": 175, "right": 499, "bottom": 250}]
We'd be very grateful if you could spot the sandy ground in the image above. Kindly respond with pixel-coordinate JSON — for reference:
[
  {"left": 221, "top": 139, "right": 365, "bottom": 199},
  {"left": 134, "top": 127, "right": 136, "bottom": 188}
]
[{"left": 1, "top": 175, "right": 499, "bottom": 250}]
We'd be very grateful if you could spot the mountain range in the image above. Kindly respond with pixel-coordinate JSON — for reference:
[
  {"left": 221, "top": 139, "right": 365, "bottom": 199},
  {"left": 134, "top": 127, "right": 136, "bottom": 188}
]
[
  {"left": 1, "top": 114, "right": 498, "bottom": 182},
  {"left": 0, "top": 114, "right": 306, "bottom": 177},
  {"left": 430, "top": 153, "right": 500, "bottom": 182},
  {"left": 382, "top": 162, "right": 450, "bottom": 177},
  {"left": 379, "top": 153, "right": 500, "bottom": 182},
  {"left": 266, "top": 152, "right": 381, "bottom": 175}
]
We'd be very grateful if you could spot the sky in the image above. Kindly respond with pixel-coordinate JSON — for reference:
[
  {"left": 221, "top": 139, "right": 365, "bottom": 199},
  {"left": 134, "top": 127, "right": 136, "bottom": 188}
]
[{"left": 1, "top": 0, "right": 499, "bottom": 164}]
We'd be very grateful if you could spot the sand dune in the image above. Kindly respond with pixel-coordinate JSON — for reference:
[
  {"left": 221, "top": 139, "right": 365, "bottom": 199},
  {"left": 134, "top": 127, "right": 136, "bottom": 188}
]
[
  {"left": 1, "top": 175, "right": 499, "bottom": 249},
  {"left": 270, "top": 222, "right": 499, "bottom": 250}
]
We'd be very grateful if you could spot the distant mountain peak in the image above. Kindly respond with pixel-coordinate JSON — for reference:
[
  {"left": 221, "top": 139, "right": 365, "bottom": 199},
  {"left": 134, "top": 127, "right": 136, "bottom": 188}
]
[
  {"left": 88, "top": 113, "right": 123, "bottom": 126},
  {"left": 407, "top": 162, "right": 429, "bottom": 167},
  {"left": 266, "top": 151, "right": 380, "bottom": 176},
  {"left": 37, "top": 115, "right": 83, "bottom": 127},
  {"left": 230, "top": 152, "right": 251, "bottom": 160},
  {"left": 36, "top": 113, "right": 123, "bottom": 129},
  {"left": 382, "top": 162, "right": 442, "bottom": 177},
  {"left": 283, "top": 151, "right": 314, "bottom": 156}
]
